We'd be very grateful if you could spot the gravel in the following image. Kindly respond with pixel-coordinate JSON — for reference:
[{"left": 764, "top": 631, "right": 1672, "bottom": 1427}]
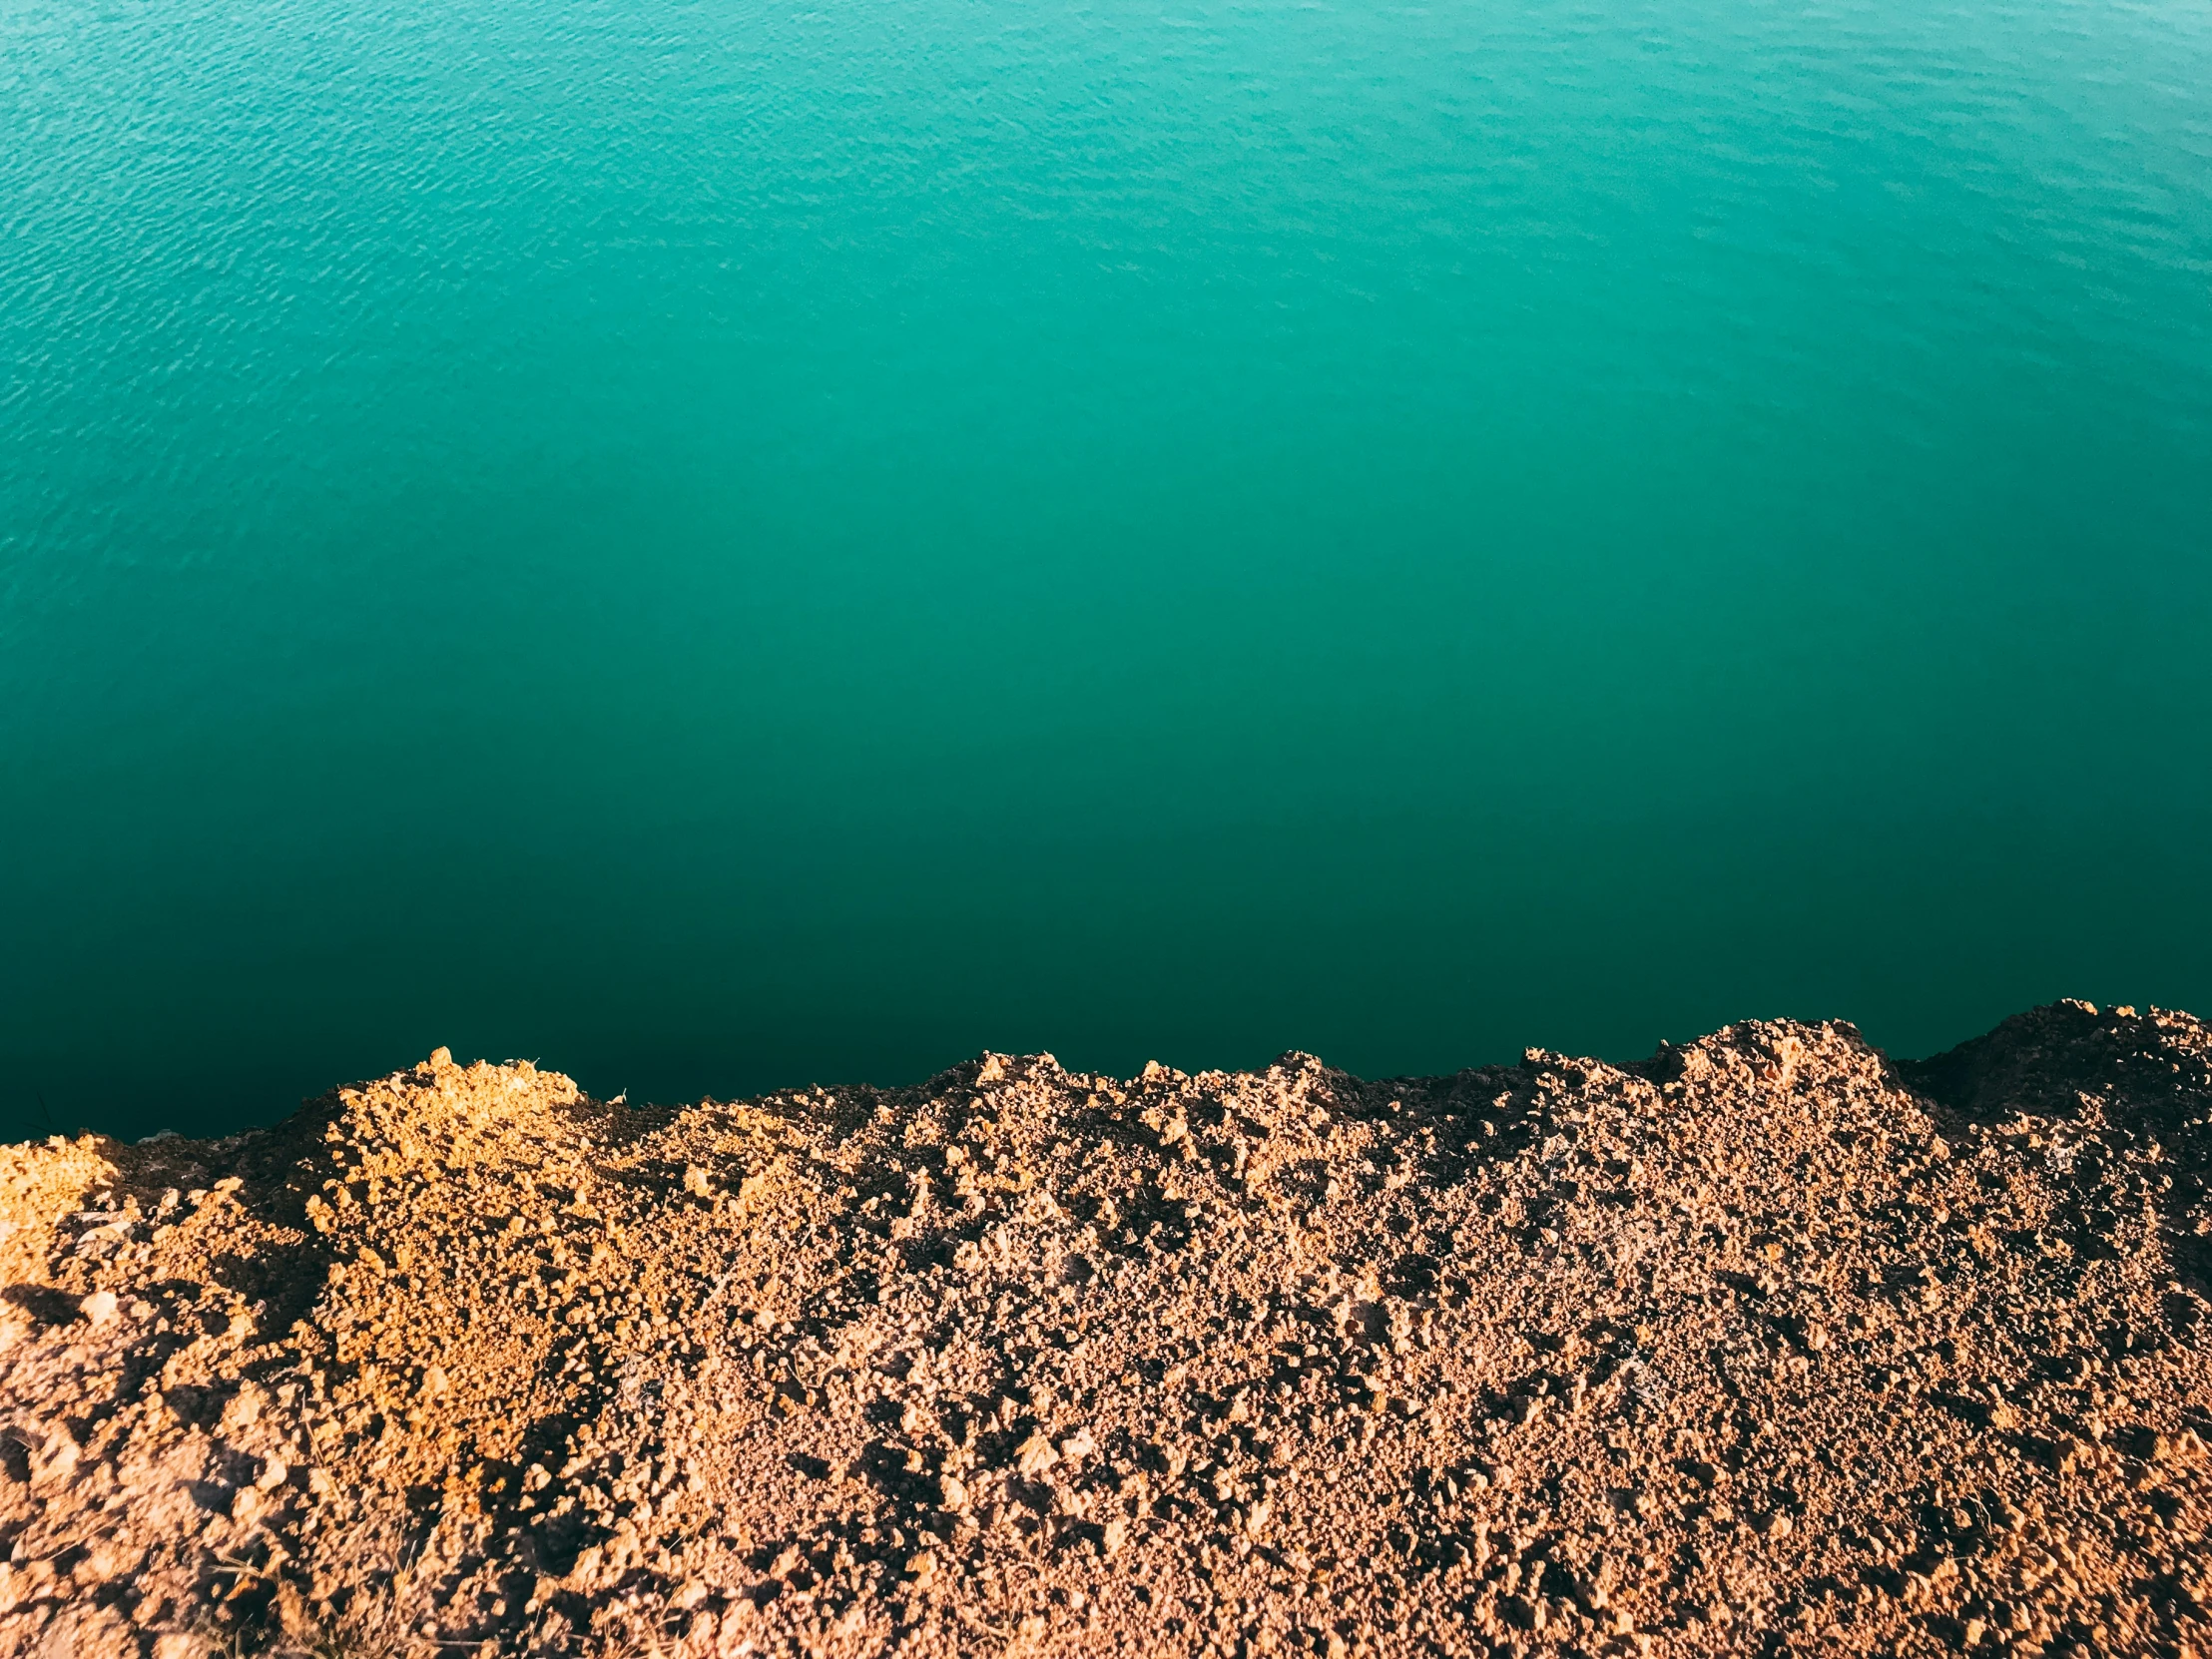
[{"left": 1, "top": 1000, "right": 2209, "bottom": 1657}]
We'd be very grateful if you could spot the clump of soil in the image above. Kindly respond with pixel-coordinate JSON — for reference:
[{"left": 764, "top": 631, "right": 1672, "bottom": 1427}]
[{"left": 2, "top": 1000, "right": 2209, "bottom": 1659}]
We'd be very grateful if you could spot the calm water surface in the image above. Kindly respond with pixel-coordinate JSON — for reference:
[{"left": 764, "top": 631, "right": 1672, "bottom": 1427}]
[{"left": 3, "top": 0, "right": 2208, "bottom": 1137}]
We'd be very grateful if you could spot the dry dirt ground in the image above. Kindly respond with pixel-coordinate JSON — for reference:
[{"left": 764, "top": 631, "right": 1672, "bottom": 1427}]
[{"left": 2, "top": 1000, "right": 2209, "bottom": 1659}]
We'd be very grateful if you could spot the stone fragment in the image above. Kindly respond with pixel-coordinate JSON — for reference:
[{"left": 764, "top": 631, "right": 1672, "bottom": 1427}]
[{"left": 1016, "top": 1429, "right": 1059, "bottom": 1478}]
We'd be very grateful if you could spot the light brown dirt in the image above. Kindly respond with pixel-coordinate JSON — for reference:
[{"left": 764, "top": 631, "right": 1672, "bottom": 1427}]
[{"left": 2, "top": 999, "right": 2209, "bottom": 1659}]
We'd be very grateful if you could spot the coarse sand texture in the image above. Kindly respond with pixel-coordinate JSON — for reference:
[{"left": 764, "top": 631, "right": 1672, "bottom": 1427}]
[{"left": 2, "top": 1000, "right": 2209, "bottom": 1657}]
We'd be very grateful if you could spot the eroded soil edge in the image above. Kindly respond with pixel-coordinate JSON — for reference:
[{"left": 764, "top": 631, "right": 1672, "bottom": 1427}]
[{"left": 3, "top": 1000, "right": 2209, "bottom": 1658}]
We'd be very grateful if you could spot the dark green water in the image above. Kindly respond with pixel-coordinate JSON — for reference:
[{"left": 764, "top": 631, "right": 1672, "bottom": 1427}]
[{"left": 3, "top": 0, "right": 2208, "bottom": 1140}]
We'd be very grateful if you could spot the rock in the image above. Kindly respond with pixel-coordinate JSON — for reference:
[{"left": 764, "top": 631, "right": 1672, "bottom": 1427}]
[
  {"left": 2153, "top": 1430, "right": 2205, "bottom": 1464},
  {"left": 1016, "top": 1429, "right": 1059, "bottom": 1478}
]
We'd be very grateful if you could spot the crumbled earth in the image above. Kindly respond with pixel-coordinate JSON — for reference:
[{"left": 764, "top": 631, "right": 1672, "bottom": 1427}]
[{"left": 3, "top": 999, "right": 2210, "bottom": 1659}]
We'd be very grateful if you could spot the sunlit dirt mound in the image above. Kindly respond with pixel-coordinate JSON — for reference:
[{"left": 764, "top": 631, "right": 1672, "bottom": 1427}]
[{"left": 3, "top": 1001, "right": 2209, "bottom": 1659}]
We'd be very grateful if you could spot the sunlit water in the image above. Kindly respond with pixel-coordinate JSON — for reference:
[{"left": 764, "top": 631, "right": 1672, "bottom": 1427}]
[{"left": 3, "top": 0, "right": 2208, "bottom": 1137}]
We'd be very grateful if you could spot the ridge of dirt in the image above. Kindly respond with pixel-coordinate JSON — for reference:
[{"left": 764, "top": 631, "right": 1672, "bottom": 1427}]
[{"left": 2, "top": 1001, "right": 2209, "bottom": 1659}]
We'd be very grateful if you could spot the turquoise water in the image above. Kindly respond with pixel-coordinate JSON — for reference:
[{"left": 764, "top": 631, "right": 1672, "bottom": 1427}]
[{"left": 3, "top": 0, "right": 2208, "bottom": 1138}]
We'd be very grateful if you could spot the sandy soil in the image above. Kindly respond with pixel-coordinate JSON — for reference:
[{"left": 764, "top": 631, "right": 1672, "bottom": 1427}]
[{"left": 1, "top": 999, "right": 2207, "bottom": 1659}]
